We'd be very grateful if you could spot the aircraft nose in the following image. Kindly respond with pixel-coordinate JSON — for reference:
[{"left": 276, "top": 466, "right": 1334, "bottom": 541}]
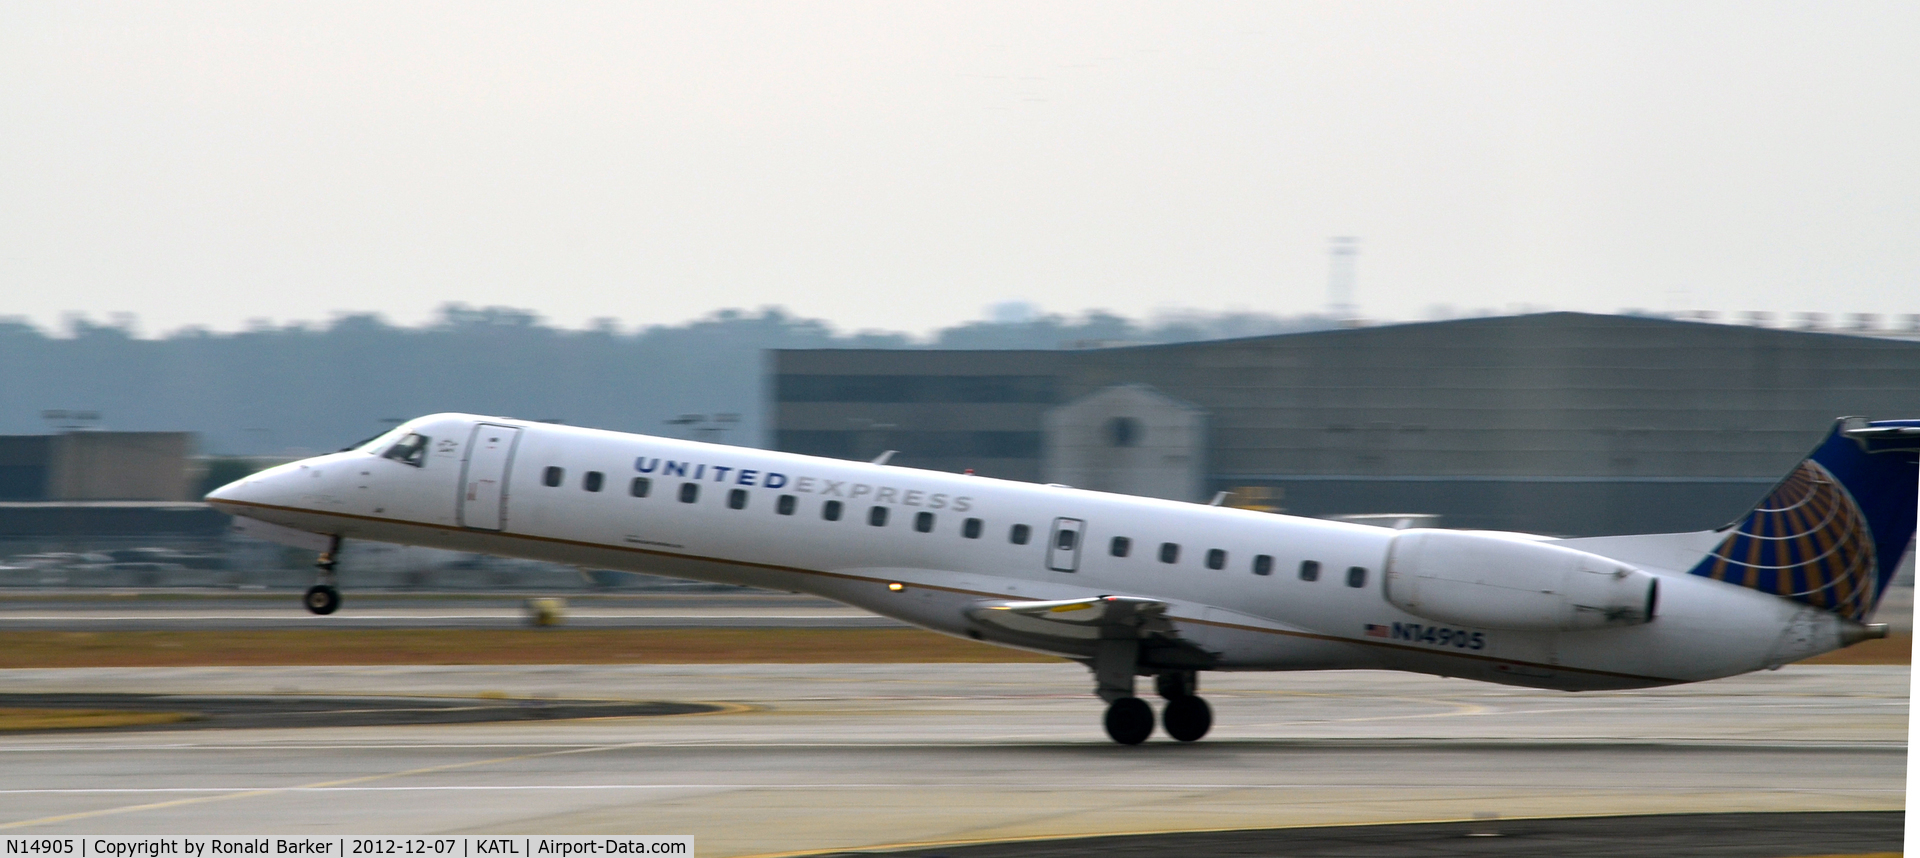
[
  {"left": 204, "top": 464, "right": 293, "bottom": 511},
  {"left": 203, "top": 475, "right": 254, "bottom": 509}
]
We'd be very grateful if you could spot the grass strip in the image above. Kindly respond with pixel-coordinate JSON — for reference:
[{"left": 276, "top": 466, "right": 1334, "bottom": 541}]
[
  {"left": 0, "top": 629, "right": 1067, "bottom": 668},
  {"left": 0, "top": 708, "right": 195, "bottom": 731},
  {"left": 1798, "top": 634, "right": 1911, "bottom": 665},
  {"left": 0, "top": 629, "right": 1903, "bottom": 669}
]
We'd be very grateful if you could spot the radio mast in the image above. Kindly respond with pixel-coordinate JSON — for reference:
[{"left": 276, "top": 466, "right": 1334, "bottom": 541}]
[{"left": 1328, "top": 236, "right": 1359, "bottom": 324}]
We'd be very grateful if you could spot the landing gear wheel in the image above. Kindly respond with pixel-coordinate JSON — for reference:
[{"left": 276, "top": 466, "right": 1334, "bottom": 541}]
[
  {"left": 1162, "top": 695, "right": 1212, "bottom": 742},
  {"left": 303, "top": 585, "right": 341, "bottom": 615},
  {"left": 1103, "top": 696, "right": 1155, "bottom": 745}
]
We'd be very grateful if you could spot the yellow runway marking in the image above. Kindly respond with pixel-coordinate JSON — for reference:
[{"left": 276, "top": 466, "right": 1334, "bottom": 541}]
[{"left": 0, "top": 709, "right": 195, "bottom": 731}]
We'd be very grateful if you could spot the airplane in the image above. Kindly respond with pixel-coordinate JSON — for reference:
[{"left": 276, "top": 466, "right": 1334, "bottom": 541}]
[{"left": 204, "top": 413, "right": 1918, "bottom": 744}]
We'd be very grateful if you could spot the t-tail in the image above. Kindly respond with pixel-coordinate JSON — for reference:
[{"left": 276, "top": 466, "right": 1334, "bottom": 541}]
[{"left": 1687, "top": 418, "right": 1920, "bottom": 623}]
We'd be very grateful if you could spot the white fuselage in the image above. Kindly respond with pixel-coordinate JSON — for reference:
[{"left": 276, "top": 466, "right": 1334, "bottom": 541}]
[{"left": 207, "top": 413, "right": 1849, "bottom": 692}]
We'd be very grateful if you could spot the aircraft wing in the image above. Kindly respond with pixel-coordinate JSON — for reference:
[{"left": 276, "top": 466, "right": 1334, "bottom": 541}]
[{"left": 965, "top": 595, "right": 1175, "bottom": 641}]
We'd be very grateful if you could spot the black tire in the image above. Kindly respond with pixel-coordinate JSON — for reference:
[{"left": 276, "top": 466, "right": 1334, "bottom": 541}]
[
  {"left": 1163, "top": 695, "right": 1212, "bottom": 742},
  {"left": 304, "top": 585, "right": 341, "bottom": 615},
  {"left": 1103, "top": 696, "right": 1155, "bottom": 745}
]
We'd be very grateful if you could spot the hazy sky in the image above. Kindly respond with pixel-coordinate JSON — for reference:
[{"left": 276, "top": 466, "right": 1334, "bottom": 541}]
[{"left": 3, "top": 2, "right": 1915, "bottom": 336}]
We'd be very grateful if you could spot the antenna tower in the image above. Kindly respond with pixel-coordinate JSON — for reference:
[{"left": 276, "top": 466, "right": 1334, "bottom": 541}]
[{"left": 1327, "top": 236, "right": 1359, "bottom": 323}]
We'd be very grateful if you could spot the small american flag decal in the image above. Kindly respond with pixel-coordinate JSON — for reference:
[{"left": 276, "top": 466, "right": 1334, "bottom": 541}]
[{"left": 1364, "top": 623, "right": 1389, "bottom": 638}]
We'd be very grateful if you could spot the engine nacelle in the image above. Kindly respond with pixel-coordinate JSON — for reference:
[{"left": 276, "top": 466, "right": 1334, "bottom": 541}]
[{"left": 1383, "top": 530, "right": 1658, "bottom": 632}]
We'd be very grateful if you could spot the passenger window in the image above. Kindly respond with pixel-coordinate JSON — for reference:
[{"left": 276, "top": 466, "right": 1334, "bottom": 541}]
[
  {"left": 1253, "top": 554, "right": 1274, "bottom": 576},
  {"left": 543, "top": 466, "right": 564, "bottom": 488},
  {"left": 869, "top": 506, "right": 889, "bottom": 526},
  {"left": 1206, "top": 548, "right": 1226, "bottom": 570},
  {"left": 630, "top": 477, "right": 651, "bottom": 497},
  {"left": 678, "top": 483, "right": 699, "bottom": 504},
  {"left": 728, "top": 488, "right": 748, "bottom": 510},
  {"left": 1159, "top": 542, "right": 1180, "bottom": 564},
  {"left": 1056, "top": 529, "right": 1076, "bottom": 551},
  {"left": 962, "top": 518, "right": 983, "bottom": 539},
  {"left": 823, "top": 500, "right": 843, "bottom": 521},
  {"left": 915, "top": 511, "right": 934, "bottom": 533},
  {"left": 1010, "top": 524, "right": 1031, "bottom": 545},
  {"left": 1300, "top": 560, "right": 1321, "bottom": 581},
  {"left": 382, "top": 434, "right": 429, "bottom": 467},
  {"left": 1110, "top": 536, "right": 1131, "bottom": 557},
  {"left": 583, "top": 471, "right": 604, "bottom": 492},
  {"left": 1347, "top": 566, "right": 1368, "bottom": 588},
  {"left": 777, "top": 494, "right": 797, "bottom": 515}
]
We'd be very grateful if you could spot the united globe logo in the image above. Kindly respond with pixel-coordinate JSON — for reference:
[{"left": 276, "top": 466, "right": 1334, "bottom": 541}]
[{"left": 1693, "top": 460, "right": 1879, "bottom": 621}]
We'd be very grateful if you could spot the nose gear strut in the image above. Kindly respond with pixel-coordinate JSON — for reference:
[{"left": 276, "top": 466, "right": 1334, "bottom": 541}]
[{"left": 304, "top": 534, "right": 343, "bottom": 615}]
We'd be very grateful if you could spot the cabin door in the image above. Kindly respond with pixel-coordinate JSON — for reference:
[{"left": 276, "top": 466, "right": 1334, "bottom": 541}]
[
  {"left": 1046, "top": 517, "right": 1086, "bottom": 572},
  {"left": 459, "top": 424, "right": 522, "bottom": 531}
]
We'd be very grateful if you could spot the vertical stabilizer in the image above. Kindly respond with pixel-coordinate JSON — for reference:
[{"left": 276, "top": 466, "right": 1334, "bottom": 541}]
[{"left": 1687, "top": 418, "right": 1920, "bottom": 621}]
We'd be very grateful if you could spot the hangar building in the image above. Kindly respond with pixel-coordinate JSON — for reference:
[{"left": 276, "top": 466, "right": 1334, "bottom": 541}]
[{"left": 770, "top": 312, "right": 1920, "bottom": 537}]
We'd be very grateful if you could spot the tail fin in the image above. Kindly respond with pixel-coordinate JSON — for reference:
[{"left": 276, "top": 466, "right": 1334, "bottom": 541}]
[{"left": 1688, "top": 418, "right": 1919, "bottom": 622}]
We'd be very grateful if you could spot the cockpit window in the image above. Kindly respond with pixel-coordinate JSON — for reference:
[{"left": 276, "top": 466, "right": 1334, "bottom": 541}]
[
  {"left": 347, "top": 426, "right": 407, "bottom": 453},
  {"left": 382, "top": 433, "right": 429, "bottom": 467}
]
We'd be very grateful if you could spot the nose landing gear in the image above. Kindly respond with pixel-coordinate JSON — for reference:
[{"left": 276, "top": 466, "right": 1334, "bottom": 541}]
[
  {"left": 303, "top": 584, "right": 341, "bottom": 615},
  {"left": 304, "top": 535, "right": 343, "bottom": 615}
]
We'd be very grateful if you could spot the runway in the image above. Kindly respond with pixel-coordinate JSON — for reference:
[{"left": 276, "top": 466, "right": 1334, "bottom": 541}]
[{"left": 0, "top": 663, "right": 1904, "bottom": 857}]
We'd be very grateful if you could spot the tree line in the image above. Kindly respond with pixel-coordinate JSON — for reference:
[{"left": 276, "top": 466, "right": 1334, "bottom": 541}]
[{"left": 0, "top": 304, "right": 1332, "bottom": 455}]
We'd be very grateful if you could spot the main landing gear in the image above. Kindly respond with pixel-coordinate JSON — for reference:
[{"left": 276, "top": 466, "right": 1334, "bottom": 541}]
[
  {"left": 304, "top": 535, "right": 343, "bottom": 615},
  {"left": 1092, "top": 638, "right": 1211, "bottom": 745},
  {"left": 1103, "top": 696, "right": 1155, "bottom": 745},
  {"left": 1157, "top": 670, "right": 1212, "bottom": 743}
]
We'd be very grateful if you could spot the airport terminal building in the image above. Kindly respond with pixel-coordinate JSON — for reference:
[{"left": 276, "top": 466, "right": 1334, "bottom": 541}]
[{"left": 771, "top": 312, "right": 1920, "bottom": 537}]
